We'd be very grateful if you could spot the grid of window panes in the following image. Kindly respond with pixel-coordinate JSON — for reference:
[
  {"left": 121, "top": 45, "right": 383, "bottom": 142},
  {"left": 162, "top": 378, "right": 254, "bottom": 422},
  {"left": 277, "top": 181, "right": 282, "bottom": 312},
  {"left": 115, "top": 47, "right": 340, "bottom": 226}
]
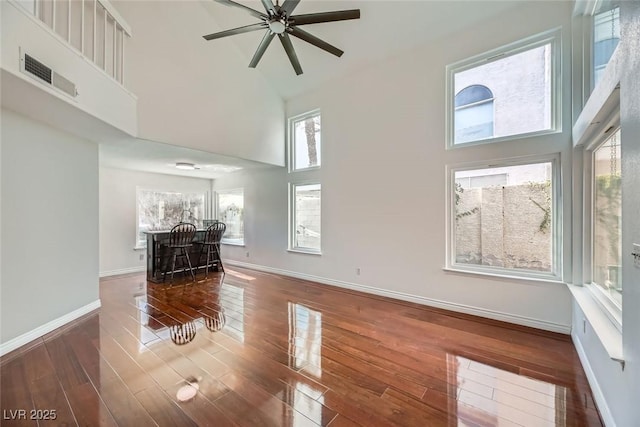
[
  {"left": 291, "top": 113, "right": 321, "bottom": 170},
  {"left": 592, "top": 129, "right": 622, "bottom": 307},
  {"left": 454, "top": 162, "right": 554, "bottom": 274},
  {"left": 216, "top": 189, "right": 244, "bottom": 244},
  {"left": 293, "top": 184, "right": 321, "bottom": 251},
  {"left": 452, "top": 42, "right": 553, "bottom": 145},
  {"left": 593, "top": 5, "right": 620, "bottom": 87},
  {"left": 137, "top": 190, "right": 205, "bottom": 246}
]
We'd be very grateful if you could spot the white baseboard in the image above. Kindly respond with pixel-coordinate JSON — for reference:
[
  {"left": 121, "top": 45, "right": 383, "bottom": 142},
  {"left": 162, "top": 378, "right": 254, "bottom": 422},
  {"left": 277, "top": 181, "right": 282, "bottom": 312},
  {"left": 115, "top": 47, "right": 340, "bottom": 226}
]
[
  {"left": 99, "top": 265, "right": 146, "bottom": 278},
  {"left": 0, "top": 299, "right": 101, "bottom": 357},
  {"left": 226, "top": 260, "right": 571, "bottom": 334},
  {"left": 572, "top": 331, "right": 616, "bottom": 427}
]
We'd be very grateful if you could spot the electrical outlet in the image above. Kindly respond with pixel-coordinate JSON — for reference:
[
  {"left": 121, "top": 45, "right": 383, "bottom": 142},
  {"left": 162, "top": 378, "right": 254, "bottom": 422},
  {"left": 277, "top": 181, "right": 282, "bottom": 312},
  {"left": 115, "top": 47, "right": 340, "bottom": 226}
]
[
  {"left": 139, "top": 254, "right": 144, "bottom": 261},
  {"left": 246, "top": 251, "right": 250, "bottom": 258},
  {"left": 356, "top": 268, "right": 361, "bottom": 276},
  {"left": 583, "top": 318, "right": 587, "bottom": 334}
]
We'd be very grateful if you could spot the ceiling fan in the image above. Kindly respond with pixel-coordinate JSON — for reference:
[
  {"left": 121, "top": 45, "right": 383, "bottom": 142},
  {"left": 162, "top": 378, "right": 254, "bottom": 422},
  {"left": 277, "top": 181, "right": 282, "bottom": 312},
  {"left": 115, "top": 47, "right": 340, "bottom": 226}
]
[{"left": 203, "top": 0, "right": 360, "bottom": 75}]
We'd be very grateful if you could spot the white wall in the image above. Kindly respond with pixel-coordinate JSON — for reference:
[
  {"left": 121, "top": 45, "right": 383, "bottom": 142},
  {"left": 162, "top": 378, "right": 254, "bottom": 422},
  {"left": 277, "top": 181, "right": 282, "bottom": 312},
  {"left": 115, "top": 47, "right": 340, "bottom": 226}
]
[
  {"left": 99, "top": 167, "right": 212, "bottom": 275},
  {"left": 571, "top": 2, "right": 640, "bottom": 426},
  {"left": 214, "top": 1, "right": 575, "bottom": 333},
  {"left": 114, "top": 0, "right": 285, "bottom": 166},
  {"left": 0, "top": 109, "right": 99, "bottom": 345}
]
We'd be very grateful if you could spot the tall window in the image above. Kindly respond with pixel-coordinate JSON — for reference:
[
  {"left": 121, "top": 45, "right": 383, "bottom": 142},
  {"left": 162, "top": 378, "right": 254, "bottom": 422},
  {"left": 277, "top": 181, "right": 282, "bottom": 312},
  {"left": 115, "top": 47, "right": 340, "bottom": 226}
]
[
  {"left": 450, "top": 159, "right": 559, "bottom": 279},
  {"left": 290, "top": 184, "right": 321, "bottom": 253},
  {"left": 593, "top": 5, "right": 620, "bottom": 86},
  {"left": 455, "top": 85, "right": 494, "bottom": 143},
  {"left": 592, "top": 129, "right": 622, "bottom": 308},
  {"left": 447, "top": 29, "right": 560, "bottom": 147},
  {"left": 136, "top": 189, "right": 206, "bottom": 247},
  {"left": 289, "top": 110, "right": 321, "bottom": 171},
  {"left": 216, "top": 188, "right": 244, "bottom": 245}
]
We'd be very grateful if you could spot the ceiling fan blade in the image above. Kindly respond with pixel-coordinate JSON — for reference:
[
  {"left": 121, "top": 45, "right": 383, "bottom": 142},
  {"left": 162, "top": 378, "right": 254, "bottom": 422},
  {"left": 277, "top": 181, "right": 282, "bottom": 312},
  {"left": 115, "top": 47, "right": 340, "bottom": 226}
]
[
  {"left": 203, "top": 22, "right": 267, "bottom": 41},
  {"left": 249, "top": 31, "right": 276, "bottom": 68},
  {"left": 288, "top": 27, "right": 343, "bottom": 57},
  {"left": 280, "top": 0, "right": 300, "bottom": 16},
  {"left": 259, "top": 0, "right": 277, "bottom": 16},
  {"left": 278, "top": 33, "right": 303, "bottom": 75},
  {"left": 290, "top": 9, "right": 360, "bottom": 26},
  {"left": 214, "top": 0, "right": 267, "bottom": 19}
]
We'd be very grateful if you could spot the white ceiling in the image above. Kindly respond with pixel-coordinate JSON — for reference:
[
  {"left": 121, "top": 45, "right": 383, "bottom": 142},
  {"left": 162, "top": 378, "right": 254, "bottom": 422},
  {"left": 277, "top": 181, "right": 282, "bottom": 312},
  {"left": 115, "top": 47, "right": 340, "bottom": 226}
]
[
  {"left": 99, "top": 137, "right": 274, "bottom": 179},
  {"left": 200, "top": 0, "right": 522, "bottom": 99}
]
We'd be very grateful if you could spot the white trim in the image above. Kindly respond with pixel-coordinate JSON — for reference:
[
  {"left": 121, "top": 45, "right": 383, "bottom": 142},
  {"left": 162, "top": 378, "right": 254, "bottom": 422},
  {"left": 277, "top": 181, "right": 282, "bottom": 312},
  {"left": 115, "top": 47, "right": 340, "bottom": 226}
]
[
  {"left": 99, "top": 265, "right": 145, "bottom": 277},
  {"left": 288, "top": 109, "right": 321, "bottom": 173},
  {"left": 446, "top": 27, "right": 562, "bottom": 149},
  {"left": 289, "top": 182, "right": 322, "bottom": 253},
  {"left": 446, "top": 154, "right": 563, "bottom": 281},
  {"left": 0, "top": 300, "right": 101, "bottom": 356},
  {"left": 227, "top": 260, "right": 571, "bottom": 334},
  {"left": 568, "top": 284, "right": 623, "bottom": 362},
  {"left": 571, "top": 329, "right": 617, "bottom": 427}
]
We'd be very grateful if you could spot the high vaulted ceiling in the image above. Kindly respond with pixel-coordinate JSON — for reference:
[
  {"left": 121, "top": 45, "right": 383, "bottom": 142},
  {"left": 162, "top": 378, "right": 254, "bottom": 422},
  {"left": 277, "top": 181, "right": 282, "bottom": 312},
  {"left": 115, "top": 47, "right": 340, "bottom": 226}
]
[{"left": 200, "top": 0, "right": 522, "bottom": 99}]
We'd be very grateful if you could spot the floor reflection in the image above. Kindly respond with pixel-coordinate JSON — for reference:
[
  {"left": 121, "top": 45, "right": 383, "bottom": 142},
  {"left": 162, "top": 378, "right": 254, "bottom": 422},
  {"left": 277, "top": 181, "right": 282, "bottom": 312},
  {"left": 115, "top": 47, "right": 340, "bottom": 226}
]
[
  {"left": 288, "top": 303, "right": 322, "bottom": 377},
  {"left": 448, "top": 354, "right": 567, "bottom": 426},
  {"left": 135, "top": 273, "right": 244, "bottom": 346}
]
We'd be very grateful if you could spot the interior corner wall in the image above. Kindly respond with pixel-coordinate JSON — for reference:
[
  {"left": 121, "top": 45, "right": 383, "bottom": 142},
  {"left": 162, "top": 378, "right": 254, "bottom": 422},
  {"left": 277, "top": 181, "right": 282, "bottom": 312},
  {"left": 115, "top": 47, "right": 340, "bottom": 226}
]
[
  {"left": 98, "top": 167, "right": 212, "bottom": 276},
  {"left": 0, "top": 108, "right": 99, "bottom": 344},
  {"left": 214, "top": 1, "right": 575, "bottom": 333}
]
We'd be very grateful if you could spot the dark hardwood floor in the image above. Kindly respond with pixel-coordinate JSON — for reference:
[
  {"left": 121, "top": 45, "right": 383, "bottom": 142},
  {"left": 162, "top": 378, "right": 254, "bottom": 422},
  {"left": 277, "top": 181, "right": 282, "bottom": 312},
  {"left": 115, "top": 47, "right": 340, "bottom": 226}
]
[{"left": 1, "top": 268, "right": 603, "bottom": 426}]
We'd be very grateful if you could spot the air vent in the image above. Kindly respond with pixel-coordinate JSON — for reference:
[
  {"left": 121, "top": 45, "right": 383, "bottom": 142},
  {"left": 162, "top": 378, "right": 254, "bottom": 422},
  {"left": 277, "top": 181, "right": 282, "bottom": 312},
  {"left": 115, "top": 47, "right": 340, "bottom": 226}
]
[
  {"left": 21, "top": 52, "right": 77, "bottom": 98},
  {"left": 24, "top": 54, "right": 52, "bottom": 84}
]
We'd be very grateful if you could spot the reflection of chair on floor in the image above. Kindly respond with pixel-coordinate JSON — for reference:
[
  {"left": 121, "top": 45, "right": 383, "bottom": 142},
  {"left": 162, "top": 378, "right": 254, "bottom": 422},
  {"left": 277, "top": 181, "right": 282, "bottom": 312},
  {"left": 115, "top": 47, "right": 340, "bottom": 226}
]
[
  {"left": 163, "top": 222, "right": 197, "bottom": 283},
  {"left": 205, "top": 309, "right": 226, "bottom": 332},
  {"left": 198, "top": 222, "right": 226, "bottom": 277},
  {"left": 169, "top": 321, "right": 197, "bottom": 345}
]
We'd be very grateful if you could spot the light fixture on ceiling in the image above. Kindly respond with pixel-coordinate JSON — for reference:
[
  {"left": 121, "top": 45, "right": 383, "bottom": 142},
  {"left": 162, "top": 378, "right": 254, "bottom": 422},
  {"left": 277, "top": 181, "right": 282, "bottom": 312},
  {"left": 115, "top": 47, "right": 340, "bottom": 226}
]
[{"left": 175, "top": 162, "right": 198, "bottom": 170}]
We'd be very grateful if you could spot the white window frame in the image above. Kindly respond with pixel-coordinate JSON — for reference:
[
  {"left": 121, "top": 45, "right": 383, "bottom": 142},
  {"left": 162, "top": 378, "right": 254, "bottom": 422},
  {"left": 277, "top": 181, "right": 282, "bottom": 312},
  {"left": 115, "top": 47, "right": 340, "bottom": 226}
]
[
  {"left": 288, "top": 109, "right": 322, "bottom": 172},
  {"left": 216, "top": 188, "right": 245, "bottom": 246},
  {"left": 445, "top": 154, "right": 562, "bottom": 281},
  {"left": 288, "top": 182, "right": 322, "bottom": 255},
  {"left": 582, "top": 116, "right": 622, "bottom": 329},
  {"left": 445, "top": 28, "right": 562, "bottom": 149}
]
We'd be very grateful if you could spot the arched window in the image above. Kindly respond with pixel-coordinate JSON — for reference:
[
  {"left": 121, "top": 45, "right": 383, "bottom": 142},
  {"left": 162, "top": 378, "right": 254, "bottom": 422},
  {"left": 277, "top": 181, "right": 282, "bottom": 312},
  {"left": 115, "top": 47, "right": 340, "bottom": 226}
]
[{"left": 454, "top": 85, "right": 494, "bottom": 144}]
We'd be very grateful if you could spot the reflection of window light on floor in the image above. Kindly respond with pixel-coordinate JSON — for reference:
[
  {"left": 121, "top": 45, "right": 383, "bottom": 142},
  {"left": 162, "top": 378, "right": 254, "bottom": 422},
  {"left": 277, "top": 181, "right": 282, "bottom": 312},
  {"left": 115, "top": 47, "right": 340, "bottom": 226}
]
[
  {"left": 447, "top": 355, "right": 567, "bottom": 426},
  {"left": 220, "top": 284, "right": 245, "bottom": 342},
  {"left": 288, "top": 303, "right": 322, "bottom": 378}
]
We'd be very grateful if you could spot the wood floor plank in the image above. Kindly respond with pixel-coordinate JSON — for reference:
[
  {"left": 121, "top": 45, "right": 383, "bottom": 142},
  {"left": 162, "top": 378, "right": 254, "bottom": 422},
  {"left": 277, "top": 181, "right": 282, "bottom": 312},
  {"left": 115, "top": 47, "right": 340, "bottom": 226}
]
[{"left": 134, "top": 385, "right": 199, "bottom": 427}]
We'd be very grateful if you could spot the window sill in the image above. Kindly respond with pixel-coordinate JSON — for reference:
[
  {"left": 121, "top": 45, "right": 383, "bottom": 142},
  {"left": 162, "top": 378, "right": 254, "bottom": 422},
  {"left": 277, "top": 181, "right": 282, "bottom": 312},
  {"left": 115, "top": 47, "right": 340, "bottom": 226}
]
[
  {"left": 442, "top": 267, "right": 564, "bottom": 285},
  {"left": 221, "top": 241, "right": 245, "bottom": 247},
  {"left": 134, "top": 246, "right": 147, "bottom": 251},
  {"left": 567, "top": 284, "right": 624, "bottom": 366},
  {"left": 288, "top": 248, "right": 322, "bottom": 256}
]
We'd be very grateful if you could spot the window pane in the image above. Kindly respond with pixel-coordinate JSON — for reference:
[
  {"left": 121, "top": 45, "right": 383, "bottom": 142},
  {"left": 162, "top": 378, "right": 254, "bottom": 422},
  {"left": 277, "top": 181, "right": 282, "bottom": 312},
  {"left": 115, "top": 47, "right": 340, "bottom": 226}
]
[
  {"left": 137, "top": 190, "right": 205, "bottom": 245},
  {"left": 454, "top": 162, "right": 553, "bottom": 273},
  {"left": 293, "top": 114, "right": 321, "bottom": 170},
  {"left": 593, "top": 6, "right": 620, "bottom": 86},
  {"left": 453, "top": 43, "right": 552, "bottom": 144},
  {"left": 593, "top": 130, "right": 622, "bottom": 306},
  {"left": 294, "top": 184, "right": 321, "bottom": 250},
  {"left": 455, "top": 101, "right": 494, "bottom": 143},
  {"left": 217, "top": 189, "right": 244, "bottom": 244}
]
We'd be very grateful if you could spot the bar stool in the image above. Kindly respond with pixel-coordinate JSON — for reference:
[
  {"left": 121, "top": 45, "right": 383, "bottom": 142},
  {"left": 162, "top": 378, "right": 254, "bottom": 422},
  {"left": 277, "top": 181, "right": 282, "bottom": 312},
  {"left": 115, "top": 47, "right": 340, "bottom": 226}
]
[
  {"left": 163, "top": 222, "right": 197, "bottom": 283},
  {"left": 198, "top": 222, "right": 226, "bottom": 277}
]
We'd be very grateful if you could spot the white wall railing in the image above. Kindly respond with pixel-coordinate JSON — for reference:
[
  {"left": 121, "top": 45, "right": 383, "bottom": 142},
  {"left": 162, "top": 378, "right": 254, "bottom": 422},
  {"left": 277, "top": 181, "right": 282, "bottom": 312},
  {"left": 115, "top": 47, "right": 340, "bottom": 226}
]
[{"left": 16, "top": 0, "right": 131, "bottom": 86}]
